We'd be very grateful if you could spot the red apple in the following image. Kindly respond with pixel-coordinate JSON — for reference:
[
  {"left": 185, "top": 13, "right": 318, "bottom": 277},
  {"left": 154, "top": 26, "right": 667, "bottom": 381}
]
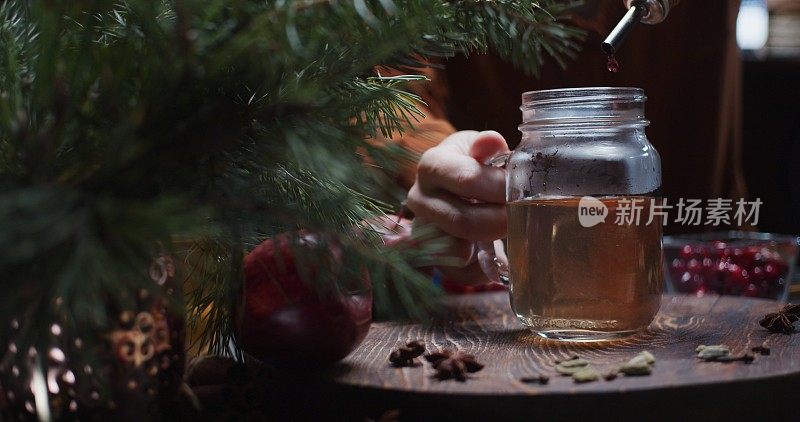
[{"left": 238, "top": 233, "right": 372, "bottom": 369}]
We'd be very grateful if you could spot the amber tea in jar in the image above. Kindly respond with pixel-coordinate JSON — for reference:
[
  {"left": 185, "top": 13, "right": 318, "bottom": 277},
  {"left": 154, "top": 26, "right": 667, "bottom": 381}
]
[{"left": 500, "top": 88, "right": 663, "bottom": 341}]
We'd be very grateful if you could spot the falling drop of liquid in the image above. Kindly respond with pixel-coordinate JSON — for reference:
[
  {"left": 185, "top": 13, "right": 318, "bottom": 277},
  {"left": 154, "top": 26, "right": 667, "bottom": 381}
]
[{"left": 607, "top": 54, "right": 620, "bottom": 73}]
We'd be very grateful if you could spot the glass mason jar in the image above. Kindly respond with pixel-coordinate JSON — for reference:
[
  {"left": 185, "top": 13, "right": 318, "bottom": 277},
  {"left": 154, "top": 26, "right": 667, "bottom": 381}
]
[{"left": 502, "top": 87, "right": 663, "bottom": 341}]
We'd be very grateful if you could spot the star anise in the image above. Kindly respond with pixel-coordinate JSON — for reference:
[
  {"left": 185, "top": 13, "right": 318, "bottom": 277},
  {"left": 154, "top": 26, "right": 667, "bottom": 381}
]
[
  {"left": 388, "top": 340, "right": 426, "bottom": 367},
  {"left": 424, "top": 350, "right": 484, "bottom": 381},
  {"left": 760, "top": 304, "right": 800, "bottom": 334}
]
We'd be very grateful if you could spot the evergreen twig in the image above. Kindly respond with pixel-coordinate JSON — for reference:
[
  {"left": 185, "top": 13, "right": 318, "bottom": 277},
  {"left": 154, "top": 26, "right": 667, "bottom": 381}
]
[{"left": 0, "top": 0, "right": 583, "bottom": 370}]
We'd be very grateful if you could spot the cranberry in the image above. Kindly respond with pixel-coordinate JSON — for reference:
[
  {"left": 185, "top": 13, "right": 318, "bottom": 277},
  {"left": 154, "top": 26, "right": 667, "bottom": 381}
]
[
  {"left": 750, "top": 266, "right": 765, "bottom": 282},
  {"left": 694, "top": 286, "right": 708, "bottom": 297},
  {"left": 704, "top": 260, "right": 728, "bottom": 291},
  {"left": 671, "top": 241, "right": 791, "bottom": 299},
  {"left": 701, "top": 257, "right": 716, "bottom": 278},
  {"left": 734, "top": 247, "right": 759, "bottom": 268},
  {"left": 767, "top": 256, "right": 789, "bottom": 274},
  {"left": 670, "top": 258, "right": 686, "bottom": 274},
  {"left": 686, "top": 258, "right": 701, "bottom": 273},
  {"left": 692, "top": 274, "right": 705, "bottom": 291},
  {"left": 742, "top": 283, "right": 760, "bottom": 297},
  {"left": 693, "top": 246, "right": 709, "bottom": 258},
  {"left": 679, "top": 245, "right": 694, "bottom": 260},
  {"left": 748, "top": 246, "right": 765, "bottom": 265},
  {"left": 678, "top": 271, "right": 702, "bottom": 293},
  {"left": 764, "top": 263, "right": 782, "bottom": 280},
  {"left": 745, "top": 246, "right": 761, "bottom": 255},
  {"left": 724, "top": 264, "right": 749, "bottom": 294}
]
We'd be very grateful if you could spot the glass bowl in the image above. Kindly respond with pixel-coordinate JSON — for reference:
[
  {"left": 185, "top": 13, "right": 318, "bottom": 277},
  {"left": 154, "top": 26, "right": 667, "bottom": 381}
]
[{"left": 663, "top": 231, "right": 800, "bottom": 301}]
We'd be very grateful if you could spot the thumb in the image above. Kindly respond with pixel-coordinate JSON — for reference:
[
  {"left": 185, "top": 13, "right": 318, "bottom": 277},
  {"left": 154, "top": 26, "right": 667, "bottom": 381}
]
[{"left": 468, "top": 131, "right": 510, "bottom": 163}]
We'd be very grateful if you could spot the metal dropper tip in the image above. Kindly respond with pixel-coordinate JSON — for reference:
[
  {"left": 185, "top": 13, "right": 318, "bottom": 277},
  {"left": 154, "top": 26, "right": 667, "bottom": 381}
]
[{"left": 601, "top": 3, "right": 646, "bottom": 55}]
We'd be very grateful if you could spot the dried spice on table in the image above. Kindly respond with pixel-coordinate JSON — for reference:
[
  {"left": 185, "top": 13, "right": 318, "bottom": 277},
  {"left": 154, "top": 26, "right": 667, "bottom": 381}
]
[
  {"left": 751, "top": 343, "right": 771, "bottom": 355},
  {"left": 572, "top": 367, "right": 600, "bottom": 383},
  {"left": 388, "top": 340, "right": 426, "bottom": 367},
  {"left": 759, "top": 304, "right": 800, "bottom": 334},
  {"left": 696, "top": 345, "right": 754, "bottom": 364},
  {"left": 553, "top": 356, "right": 602, "bottom": 384},
  {"left": 597, "top": 351, "right": 657, "bottom": 379},
  {"left": 424, "top": 350, "right": 484, "bottom": 381},
  {"left": 554, "top": 356, "right": 591, "bottom": 375},
  {"left": 616, "top": 351, "right": 656, "bottom": 376}
]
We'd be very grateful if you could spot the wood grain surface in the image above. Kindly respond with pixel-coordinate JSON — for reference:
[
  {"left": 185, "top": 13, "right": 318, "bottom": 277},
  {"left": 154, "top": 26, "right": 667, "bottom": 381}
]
[{"left": 324, "top": 292, "right": 800, "bottom": 420}]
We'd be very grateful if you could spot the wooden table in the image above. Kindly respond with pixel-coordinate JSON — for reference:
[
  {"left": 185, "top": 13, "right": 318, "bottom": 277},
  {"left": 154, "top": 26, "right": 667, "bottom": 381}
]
[{"left": 325, "top": 293, "right": 800, "bottom": 420}]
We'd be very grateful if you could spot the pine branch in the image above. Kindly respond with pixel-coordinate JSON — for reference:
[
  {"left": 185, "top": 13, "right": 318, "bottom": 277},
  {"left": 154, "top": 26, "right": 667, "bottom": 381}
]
[{"left": 0, "top": 0, "right": 584, "bottom": 368}]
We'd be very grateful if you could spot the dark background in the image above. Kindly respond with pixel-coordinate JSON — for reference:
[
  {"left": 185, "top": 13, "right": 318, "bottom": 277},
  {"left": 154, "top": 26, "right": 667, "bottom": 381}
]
[{"left": 742, "top": 57, "right": 800, "bottom": 235}]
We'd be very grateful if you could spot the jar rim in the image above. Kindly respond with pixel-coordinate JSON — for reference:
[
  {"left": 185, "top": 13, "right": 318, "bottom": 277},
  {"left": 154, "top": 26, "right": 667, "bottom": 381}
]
[{"left": 521, "top": 87, "right": 646, "bottom": 110}]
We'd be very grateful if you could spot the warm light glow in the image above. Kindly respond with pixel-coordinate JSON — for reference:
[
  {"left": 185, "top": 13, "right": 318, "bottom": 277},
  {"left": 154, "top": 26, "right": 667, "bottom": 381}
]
[{"left": 737, "top": 0, "right": 770, "bottom": 50}]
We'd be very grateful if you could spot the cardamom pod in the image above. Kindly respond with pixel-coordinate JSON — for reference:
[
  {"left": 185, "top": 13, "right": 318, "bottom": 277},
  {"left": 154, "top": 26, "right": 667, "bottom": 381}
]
[
  {"left": 639, "top": 351, "right": 656, "bottom": 365},
  {"left": 696, "top": 345, "right": 731, "bottom": 360},
  {"left": 572, "top": 367, "right": 600, "bottom": 383},
  {"left": 619, "top": 360, "right": 652, "bottom": 376},
  {"left": 555, "top": 358, "right": 590, "bottom": 375},
  {"left": 628, "top": 354, "right": 648, "bottom": 366},
  {"left": 615, "top": 351, "right": 656, "bottom": 376}
]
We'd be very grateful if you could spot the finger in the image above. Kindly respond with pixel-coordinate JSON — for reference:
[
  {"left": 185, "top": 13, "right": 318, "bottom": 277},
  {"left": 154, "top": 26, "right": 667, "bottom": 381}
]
[
  {"left": 468, "top": 131, "right": 510, "bottom": 163},
  {"left": 411, "top": 218, "right": 476, "bottom": 267},
  {"left": 406, "top": 185, "right": 506, "bottom": 242},
  {"left": 417, "top": 147, "right": 506, "bottom": 204}
]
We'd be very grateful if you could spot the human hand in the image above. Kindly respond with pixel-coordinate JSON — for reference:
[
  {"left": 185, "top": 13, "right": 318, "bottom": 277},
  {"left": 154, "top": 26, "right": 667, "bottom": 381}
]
[{"left": 406, "top": 130, "right": 509, "bottom": 284}]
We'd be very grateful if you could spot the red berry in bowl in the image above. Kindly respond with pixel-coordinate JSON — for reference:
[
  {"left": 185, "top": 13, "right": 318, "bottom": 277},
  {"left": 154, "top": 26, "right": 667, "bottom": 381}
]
[
  {"left": 679, "top": 245, "right": 694, "bottom": 260},
  {"left": 692, "top": 246, "right": 709, "bottom": 258},
  {"left": 669, "top": 258, "right": 686, "bottom": 277},
  {"left": 724, "top": 264, "right": 749, "bottom": 294},
  {"left": 764, "top": 263, "right": 781, "bottom": 280},
  {"left": 750, "top": 266, "right": 765, "bottom": 282},
  {"left": 742, "top": 283, "right": 760, "bottom": 297},
  {"left": 768, "top": 257, "right": 789, "bottom": 274},
  {"left": 676, "top": 271, "right": 704, "bottom": 293},
  {"left": 686, "top": 258, "right": 701, "bottom": 273},
  {"left": 701, "top": 257, "right": 716, "bottom": 278},
  {"left": 702, "top": 260, "right": 727, "bottom": 291},
  {"left": 731, "top": 247, "right": 746, "bottom": 264},
  {"left": 668, "top": 239, "right": 795, "bottom": 300}
]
